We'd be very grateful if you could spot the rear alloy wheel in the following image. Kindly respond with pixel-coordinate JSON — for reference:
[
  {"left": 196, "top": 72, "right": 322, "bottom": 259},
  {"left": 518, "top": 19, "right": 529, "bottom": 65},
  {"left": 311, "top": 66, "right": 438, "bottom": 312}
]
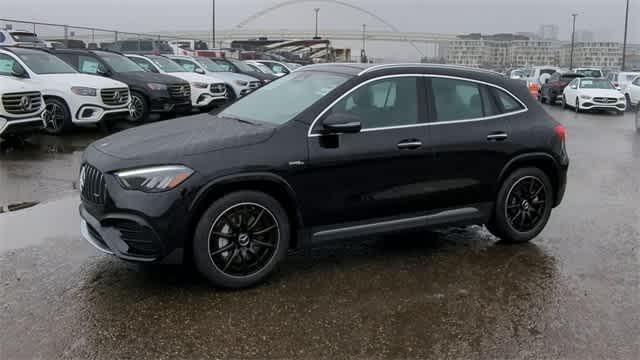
[
  {"left": 193, "top": 191, "right": 290, "bottom": 289},
  {"left": 128, "top": 92, "right": 149, "bottom": 123},
  {"left": 43, "top": 98, "right": 73, "bottom": 135},
  {"left": 487, "top": 167, "right": 553, "bottom": 243}
]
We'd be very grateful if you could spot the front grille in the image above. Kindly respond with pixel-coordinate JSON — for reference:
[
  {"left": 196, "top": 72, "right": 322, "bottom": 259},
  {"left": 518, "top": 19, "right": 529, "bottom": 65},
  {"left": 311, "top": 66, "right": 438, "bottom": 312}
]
[
  {"left": 112, "top": 220, "right": 158, "bottom": 256},
  {"left": 593, "top": 97, "right": 618, "bottom": 104},
  {"left": 80, "top": 164, "right": 106, "bottom": 205},
  {"left": 210, "top": 83, "right": 226, "bottom": 95},
  {"left": 248, "top": 81, "right": 261, "bottom": 90},
  {"left": 1, "top": 91, "right": 42, "bottom": 115},
  {"left": 168, "top": 84, "right": 191, "bottom": 99},
  {"left": 101, "top": 88, "right": 130, "bottom": 106}
]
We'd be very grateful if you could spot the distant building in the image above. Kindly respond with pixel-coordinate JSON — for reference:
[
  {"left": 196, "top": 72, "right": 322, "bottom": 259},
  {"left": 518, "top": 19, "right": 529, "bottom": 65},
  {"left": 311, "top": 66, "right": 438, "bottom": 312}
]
[
  {"left": 538, "top": 25, "right": 559, "bottom": 41},
  {"left": 574, "top": 30, "right": 595, "bottom": 43},
  {"left": 560, "top": 42, "right": 622, "bottom": 68}
]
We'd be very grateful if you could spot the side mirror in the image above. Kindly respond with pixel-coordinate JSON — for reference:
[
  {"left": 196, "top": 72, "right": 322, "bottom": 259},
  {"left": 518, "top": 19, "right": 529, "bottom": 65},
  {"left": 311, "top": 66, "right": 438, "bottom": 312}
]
[
  {"left": 570, "top": 85, "right": 577, "bottom": 89},
  {"left": 96, "top": 68, "right": 110, "bottom": 77},
  {"left": 11, "top": 66, "right": 28, "bottom": 78},
  {"left": 194, "top": 68, "right": 205, "bottom": 75},
  {"left": 322, "top": 113, "right": 362, "bottom": 134}
]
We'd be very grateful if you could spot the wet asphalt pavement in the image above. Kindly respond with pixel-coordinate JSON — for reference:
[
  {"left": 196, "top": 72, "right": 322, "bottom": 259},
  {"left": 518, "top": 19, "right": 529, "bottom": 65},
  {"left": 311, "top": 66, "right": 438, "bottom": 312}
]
[{"left": 1, "top": 107, "right": 639, "bottom": 359}]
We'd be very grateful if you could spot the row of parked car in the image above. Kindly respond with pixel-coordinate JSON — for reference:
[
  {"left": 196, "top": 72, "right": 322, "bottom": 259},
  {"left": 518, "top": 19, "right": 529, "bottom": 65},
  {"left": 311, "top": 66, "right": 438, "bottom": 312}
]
[{"left": 0, "top": 42, "right": 305, "bottom": 139}]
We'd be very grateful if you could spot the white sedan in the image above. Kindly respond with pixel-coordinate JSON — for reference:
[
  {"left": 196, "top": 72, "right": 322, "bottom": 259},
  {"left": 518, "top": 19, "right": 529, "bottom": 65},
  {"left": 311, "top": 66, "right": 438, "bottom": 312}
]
[
  {"left": 562, "top": 78, "right": 626, "bottom": 115},
  {"left": 624, "top": 75, "right": 640, "bottom": 110}
]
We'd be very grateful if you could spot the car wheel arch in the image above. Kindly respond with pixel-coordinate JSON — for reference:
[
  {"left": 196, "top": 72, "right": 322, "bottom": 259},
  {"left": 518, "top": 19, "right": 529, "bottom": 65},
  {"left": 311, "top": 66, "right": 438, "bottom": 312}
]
[
  {"left": 496, "top": 153, "right": 561, "bottom": 204},
  {"left": 187, "top": 172, "right": 304, "bottom": 249}
]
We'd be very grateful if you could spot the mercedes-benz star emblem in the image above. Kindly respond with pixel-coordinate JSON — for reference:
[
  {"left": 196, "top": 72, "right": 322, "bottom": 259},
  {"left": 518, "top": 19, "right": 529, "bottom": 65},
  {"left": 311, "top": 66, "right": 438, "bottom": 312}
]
[{"left": 19, "top": 96, "right": 32, "bottom": 112}]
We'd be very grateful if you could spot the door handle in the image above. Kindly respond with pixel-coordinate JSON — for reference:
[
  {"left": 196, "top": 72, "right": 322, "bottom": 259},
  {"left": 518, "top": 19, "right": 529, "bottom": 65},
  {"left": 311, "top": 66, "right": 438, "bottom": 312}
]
[
  {"left": 397, "top": 140, "right": 423, "bottom": 150},
  {"left": 487, "top": 132, "right": 509, "bottom": 142}
]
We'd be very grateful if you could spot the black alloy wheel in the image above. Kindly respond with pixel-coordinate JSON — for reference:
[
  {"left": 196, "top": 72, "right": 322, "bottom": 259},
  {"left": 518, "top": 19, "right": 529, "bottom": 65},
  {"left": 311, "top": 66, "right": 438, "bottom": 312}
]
[
  {"left": 193, "top": 191, "right": 290, "bottom": 289},
  {"left": 208, "top": 203, "right": 279, "bottom": 277},
  {"left": 43, "top": 98, "right": 73, "bottom": 135},
  {"left": 128, "top": 92, "right": 149, "bottom": 123},
  {"left": 487, "top": 167, "right": 553, "bottom": 243}
]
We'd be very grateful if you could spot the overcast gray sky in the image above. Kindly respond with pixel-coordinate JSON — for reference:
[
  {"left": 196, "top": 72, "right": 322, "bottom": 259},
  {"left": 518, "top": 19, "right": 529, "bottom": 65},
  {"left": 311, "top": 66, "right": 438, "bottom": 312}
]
[{"left": 3, "top": 0, "right": 638, "bottom": 40}]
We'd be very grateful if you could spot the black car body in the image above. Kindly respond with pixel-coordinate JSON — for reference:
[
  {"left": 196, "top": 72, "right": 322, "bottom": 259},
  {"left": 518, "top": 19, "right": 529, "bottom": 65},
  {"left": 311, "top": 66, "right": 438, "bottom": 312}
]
[
  {"left": 80, "top": 63, "right": 569, "bottom": 288},
  {"left": 209, "top": 57, "right": 278, "bottom": 84},
  {"left": 50, "top": 49, "right": 192, "bottom": 122},
  {"left": 540, "top": 72, "right": 585, "bottom": 104}
]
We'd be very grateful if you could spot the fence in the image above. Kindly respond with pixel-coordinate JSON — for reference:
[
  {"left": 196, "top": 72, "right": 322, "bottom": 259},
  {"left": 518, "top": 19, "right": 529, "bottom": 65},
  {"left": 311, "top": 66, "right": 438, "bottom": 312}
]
[{"left": 0, "top": 18, "right": 208, "bottom": 48}]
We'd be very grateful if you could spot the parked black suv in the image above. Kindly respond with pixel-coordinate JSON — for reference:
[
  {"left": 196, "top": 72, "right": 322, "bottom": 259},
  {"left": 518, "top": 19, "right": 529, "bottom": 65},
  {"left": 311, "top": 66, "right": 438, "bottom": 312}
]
[
  {"left": 79, "top": 63, "right": 569, "bottom": 289},
  {"left": 209, "top": 57, "right": 278, "bottom": 84},
  {"left": 51, "top": 49, "right": 191, "bottom": 122}
]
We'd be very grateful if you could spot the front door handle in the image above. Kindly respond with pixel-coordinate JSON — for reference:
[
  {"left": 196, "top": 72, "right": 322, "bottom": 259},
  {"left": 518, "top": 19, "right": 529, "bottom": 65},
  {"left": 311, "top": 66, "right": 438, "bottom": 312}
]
[
  {"left": 397, "top": 139, "right": 423, "bottom": 150},
  {"left": 487, "top": 132, "right": 509, "bottom": 142}
]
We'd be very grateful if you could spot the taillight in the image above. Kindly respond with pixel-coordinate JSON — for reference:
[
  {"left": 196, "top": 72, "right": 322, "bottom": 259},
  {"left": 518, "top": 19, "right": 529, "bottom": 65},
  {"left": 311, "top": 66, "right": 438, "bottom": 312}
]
[{"left": 555, "top": 125, "right": 567, "bottom": 141}]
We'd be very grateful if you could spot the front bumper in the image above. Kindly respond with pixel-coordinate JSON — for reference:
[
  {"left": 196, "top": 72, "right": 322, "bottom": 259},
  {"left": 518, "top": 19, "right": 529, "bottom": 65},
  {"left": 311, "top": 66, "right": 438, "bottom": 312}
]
[
  {"left": 73, "top": 105, "right": 130, "bottom": 124},
  {"left": 579, "top": 100, "right": 626, "bottom": 112},
  {"left": 149, "top": 89, "right": 192, "bottom": 113},
  {"left": 0, "top": 115, "right": 44, "bottom": 136}
]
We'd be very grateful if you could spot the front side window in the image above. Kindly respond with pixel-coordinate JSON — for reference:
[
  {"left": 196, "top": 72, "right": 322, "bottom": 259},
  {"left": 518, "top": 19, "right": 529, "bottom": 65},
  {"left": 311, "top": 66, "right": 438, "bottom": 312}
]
[
  {"left": 0, "top": 53, "right": 24, "bottom": 76},
  {"left": 196, "top": 58, "right": 228, "bottom": 72},
  {"left": 229, "top": 59, "right": 256, "bottom": 73},
  {"left": 221, "top": 70, "right": 350, "bottom": 126},
  {"left": 129, "top": 57, "right": 157, "bottom": 72},
  {"left": 431, "top": 78, "right": 483, "bottom": 121},
  {"left": 329, "top": 77, "right": 419, "bottom": 129},
  {"left": 13, "top": 49, "right": 76, "bottom": 74},
  {"left": 96, "top": 52, "right": 143, "bottom": 73},
  {"left": 634, "top": 77, "right": 640, "bottom": 86},
  {"left": 211, "top": 59, "right": 234, "bottom": 72}
]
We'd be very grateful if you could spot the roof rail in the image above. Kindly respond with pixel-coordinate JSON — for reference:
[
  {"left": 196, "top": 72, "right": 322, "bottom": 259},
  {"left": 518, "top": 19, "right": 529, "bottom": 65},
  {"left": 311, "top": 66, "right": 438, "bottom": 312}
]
[{"left": 358, "top": 63, "right": 505, "bottom": 77}]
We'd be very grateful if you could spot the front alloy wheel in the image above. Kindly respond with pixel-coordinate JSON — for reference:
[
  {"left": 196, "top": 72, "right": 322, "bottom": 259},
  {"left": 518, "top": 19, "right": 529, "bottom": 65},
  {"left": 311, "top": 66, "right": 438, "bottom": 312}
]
[
  {"left": 128, "top": 93, "right": 148, "bottom": 123},
  {"left": 193, "top": 191, "right": 290, "bottom": 289},
  {"left": 43, "top": 98, "right": 72, "bottom": 135}
]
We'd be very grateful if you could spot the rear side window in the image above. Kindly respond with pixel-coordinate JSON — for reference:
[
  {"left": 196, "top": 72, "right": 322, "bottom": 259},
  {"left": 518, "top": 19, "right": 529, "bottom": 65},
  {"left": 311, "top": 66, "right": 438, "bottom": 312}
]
[
  {"left": 129, "top": 57, "right": 156, "bottom": 72},
  {"left": 431, "top": 78, "right": 484, "bottom": 121},
  {"left": 493, "top": 88, "right": 524, "bottom": 113},
  {"left": 140, "top": 41, "right": 153, "bottom": 51},
  {"left": 173, "top": 59, "right": 198, "bottom": 72}
]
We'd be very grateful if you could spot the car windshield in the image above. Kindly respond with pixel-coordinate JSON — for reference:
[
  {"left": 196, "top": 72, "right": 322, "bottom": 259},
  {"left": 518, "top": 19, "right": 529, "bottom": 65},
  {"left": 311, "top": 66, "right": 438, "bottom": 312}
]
[
  {"left": 576, "top": 69, "right": 603, "bottom": 78},
  {"left": 229, "top": 59, "right": 256, "bottom": 73},
  {"left": 624, "top": 74, "right": 640, "bottom": 81},
  {"left": 220, "top": 70, "right": 351, "bottom": 125},
  {"left": 148, "top": 56, "right": 186, "bottom": 72},
  {"left": 580, "top": 79, "right": 614, "bottom": 89},
  {"left": 196, "top": 58, "right": 229, "bottom": 72},
  {"left": 251, "top": 62, "right": 274, "bottom": 74},
  {"left": 13, "top": 48, "right": 77, "bottom": 74},
  {"left": 560, "top": 74, "right": 582, "bottom": 81},
  {"left": 97, "top": 52, "right": 144, "bottom": 73}
]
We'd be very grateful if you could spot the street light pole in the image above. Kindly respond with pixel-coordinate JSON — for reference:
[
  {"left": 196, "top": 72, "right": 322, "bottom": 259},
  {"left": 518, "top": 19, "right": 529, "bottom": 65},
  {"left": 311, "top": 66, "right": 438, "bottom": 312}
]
[
  {"left": 569, "top": 13, "right": 578, "bottom": 70},
  {"left": 211, "top": 0, "right": 216, "bottom": 49},
  {"left": 621, "top": 0, "right": 630, "bottom": 70},
  {"left": 314, "top": 8, "right": 320, "bottom": 39},
  {"left": 361, "top": 24, "right": 367, "bottom": 63}
]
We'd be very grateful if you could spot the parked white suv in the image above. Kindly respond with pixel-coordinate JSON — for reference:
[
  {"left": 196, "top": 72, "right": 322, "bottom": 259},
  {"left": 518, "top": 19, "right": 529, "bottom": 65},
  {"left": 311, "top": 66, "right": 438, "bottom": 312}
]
[
  {"left": 0, "top": 29, "right": 46, "bottom": 48},
  {"left": 0, "top": 47, "right": 131, "bottom": 134},
  {"left": 0, "top": 76, "right": 45, "bottom": 139},
  {"left": 126, "top": 54, "right": 227, "bottom": 111},
  {"left": 168, "top": 56, "right": 260, "bottom": 100}
]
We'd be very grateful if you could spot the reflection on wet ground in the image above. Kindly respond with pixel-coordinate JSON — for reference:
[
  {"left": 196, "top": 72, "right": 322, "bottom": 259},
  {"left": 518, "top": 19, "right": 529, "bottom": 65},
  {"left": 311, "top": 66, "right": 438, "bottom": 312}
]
[{"left": 0, "top": 107, "right": 639, "bottom": 359}]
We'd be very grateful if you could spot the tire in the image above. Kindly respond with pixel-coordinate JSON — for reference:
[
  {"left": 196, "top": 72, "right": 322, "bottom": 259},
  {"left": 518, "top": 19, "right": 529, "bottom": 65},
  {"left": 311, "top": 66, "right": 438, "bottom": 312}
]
[
  {"left": 539, "top": 92, "right": 546, "bottom": 103},
  {"left": 128, "top": 92, "right": 149, "bottom": 123},
  {"left": 42, "top": 98, "right": 73, "bottom": 135},
  {"left": 192, "top": 191, "right": 290, "bottom": 289},
  {"left": 561, "top": 96, "right": 568, "bottom": 109},
  {"left": 635, "top": 109, "right": 640, "bottom": 133},
  {"left": 625, "top": 94, "right": 633, "bottom": 112},
  {"left": 575, "top": 97, "right": 581, "bottom": 113},
  {"left": 487, "top": 167, "right": 554, "bottom": 243}
]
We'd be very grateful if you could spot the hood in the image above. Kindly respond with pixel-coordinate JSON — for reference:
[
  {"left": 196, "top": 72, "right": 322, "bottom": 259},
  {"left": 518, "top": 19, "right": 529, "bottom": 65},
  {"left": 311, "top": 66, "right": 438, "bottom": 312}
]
[
  {"left": 166, "top": 72, "right": 225, "bottom": 85},
  {"left": 0, "top": 77, "right": 39, "bottom": 92},
  {"left": 111, "top": 71, "right": 188, "bottom": 86},
  {"left": 244, "top": 70, "right": 277, "bottom": 81},
  {"left": 91, "top": 113, "right": 275, "bottom": 160},
  {"left": 38, "top": 73, "right": 128, "bottom": 89},
  {"left": 580, "top": 89, "right": 624, "bottom": 97}
]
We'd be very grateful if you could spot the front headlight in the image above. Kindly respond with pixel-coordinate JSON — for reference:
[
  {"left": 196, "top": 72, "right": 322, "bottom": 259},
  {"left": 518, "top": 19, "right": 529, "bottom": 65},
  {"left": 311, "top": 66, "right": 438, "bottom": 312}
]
[
  {"left": 147, "top": 83, "right": 168, "bottom": 91},
  {"left": 234, "top": 80, "right": 248, "bottom": 86},
  {"left": 192, "top": 82, "right": 209, "bottom": 89},
  {"left": 580, "top": 95, "right": 592, "bottom": 100},
  {"left": 71, "top": 87, "right": 97, "bottom": 96},
  {"left": 115, "top": 165, "right": 193, "bottom": 193}
]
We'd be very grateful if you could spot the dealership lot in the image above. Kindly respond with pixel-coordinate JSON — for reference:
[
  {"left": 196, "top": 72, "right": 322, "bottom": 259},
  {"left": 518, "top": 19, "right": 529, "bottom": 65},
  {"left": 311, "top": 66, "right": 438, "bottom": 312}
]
[{"left": 0, "top": 106, "right": 639, "bottom": 358}]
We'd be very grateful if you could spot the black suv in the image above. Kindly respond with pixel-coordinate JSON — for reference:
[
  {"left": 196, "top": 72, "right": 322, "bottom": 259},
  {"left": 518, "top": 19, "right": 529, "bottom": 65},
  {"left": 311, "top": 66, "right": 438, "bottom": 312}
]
[
  {"left": 79, "top": 64, "right": 569, "bottom": 289},
  {"left": 51, "top": 49, "right": 191, "bottom": 122},
  {"left": 209, "top": 57, "right": 278, "bottom": 84}
]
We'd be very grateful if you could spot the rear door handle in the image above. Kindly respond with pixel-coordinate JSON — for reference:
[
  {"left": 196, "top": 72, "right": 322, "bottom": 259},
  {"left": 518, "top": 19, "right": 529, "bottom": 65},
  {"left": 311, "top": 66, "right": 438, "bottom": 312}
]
[
  {"left": 397, "top": 140, "right": 423, "bottom": 150},
  {"left": 487, "top": 132, "right": 509, "bottom": 142}
]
